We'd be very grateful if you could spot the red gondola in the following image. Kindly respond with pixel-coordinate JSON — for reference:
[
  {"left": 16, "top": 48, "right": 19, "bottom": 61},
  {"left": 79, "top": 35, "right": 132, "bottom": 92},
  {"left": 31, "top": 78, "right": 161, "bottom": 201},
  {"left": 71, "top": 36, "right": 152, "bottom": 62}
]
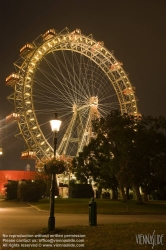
[
  {"left": 42, "top": 29, "right": 56, "bottom": 40},
  {"left": 123, "top": 88, "right": 134, "bottom": 95},
  {"left": 6, "top": 113, "right": 20, "bottom": 123},
  {"left": 6, "top": 74, "right": 19, "bottom": 87},
  {"left": 21, "top": 150, "right": 36, "bottom": 160},
  {"left": 110, "top": 62, "right": 123, "bottom": 70},
  {"left": 20, "top": 43, "right": 34, "bottom": 56},
  {"left": 91, "top": 41, "right": 104, "bottom": 51}
]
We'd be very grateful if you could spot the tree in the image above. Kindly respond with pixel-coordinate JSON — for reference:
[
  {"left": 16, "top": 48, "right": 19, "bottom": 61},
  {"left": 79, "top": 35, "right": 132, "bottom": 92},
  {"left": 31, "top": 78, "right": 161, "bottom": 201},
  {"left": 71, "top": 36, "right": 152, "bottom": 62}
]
[
  {"left": 73, "top": 110, "right": 166, "bottom": 202},
  {"left": 72, "top": 111, "right": 123, "bottom": 199},
  {"left": 137, "top": 116, "right": 166, "bottom": 201}
]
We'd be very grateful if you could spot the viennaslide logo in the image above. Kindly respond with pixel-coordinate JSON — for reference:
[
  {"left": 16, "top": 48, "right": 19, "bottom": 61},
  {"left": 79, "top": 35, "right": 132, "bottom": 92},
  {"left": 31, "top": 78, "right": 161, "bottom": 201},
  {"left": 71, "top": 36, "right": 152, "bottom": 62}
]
[{"left": 135, "top": 230, "right": 164, "bottom": 249}]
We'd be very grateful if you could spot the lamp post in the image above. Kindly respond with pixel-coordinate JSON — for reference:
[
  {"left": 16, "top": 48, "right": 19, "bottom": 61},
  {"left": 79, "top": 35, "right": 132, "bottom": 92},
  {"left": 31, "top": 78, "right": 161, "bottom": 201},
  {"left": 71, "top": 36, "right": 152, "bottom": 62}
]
[{"left": 48, "top": 113, "right": 62, "bottom": 231}]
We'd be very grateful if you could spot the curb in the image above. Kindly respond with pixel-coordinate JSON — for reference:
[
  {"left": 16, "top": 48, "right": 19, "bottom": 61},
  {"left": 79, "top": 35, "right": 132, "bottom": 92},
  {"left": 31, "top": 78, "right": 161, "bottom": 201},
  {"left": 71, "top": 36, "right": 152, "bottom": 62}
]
[{"left": 27, "top": 203, "right": 49, "bottom": 213}]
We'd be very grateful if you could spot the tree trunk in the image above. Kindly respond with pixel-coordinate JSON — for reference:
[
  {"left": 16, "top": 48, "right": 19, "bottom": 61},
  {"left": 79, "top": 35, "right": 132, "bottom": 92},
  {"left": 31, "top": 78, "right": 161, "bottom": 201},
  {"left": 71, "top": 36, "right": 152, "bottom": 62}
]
[
  {"left": 119, "top": 184, "right": 127, "bottom": 202},
  {"left": 126, "top": 187, "right": 130, "bottom": 200},
  {"left": 134, "top": 184, "right": 143, "bottom": 203},
  {"left": 143, "top": 191, "right": 148, "bottom": 202},
  {"left": 112, "top": 186, "right": 118, "bottom": 200}
]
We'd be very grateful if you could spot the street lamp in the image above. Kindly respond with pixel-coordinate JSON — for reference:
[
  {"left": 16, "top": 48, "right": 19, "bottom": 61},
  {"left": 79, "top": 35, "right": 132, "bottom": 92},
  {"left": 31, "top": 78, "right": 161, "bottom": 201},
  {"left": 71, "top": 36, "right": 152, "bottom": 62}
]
[{"left": 48, "top": 113, "right": 62, "bottom": 232}]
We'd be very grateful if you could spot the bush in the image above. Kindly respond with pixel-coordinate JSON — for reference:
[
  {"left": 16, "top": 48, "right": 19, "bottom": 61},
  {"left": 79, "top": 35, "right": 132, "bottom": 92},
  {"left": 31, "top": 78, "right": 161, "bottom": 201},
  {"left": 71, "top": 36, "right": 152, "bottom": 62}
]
[
  {"left": 17, "top": 180, "right": 46, "bottom": 202},
  {"left": 4, "top": 181, "right": 18, "bottom": 200}
]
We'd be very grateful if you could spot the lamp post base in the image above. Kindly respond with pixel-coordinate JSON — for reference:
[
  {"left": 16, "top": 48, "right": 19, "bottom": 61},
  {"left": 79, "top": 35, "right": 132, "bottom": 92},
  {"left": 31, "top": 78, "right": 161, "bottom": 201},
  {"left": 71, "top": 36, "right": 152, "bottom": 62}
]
[{"left": 48, "top": 216, "right": 55, "bottom": 232}]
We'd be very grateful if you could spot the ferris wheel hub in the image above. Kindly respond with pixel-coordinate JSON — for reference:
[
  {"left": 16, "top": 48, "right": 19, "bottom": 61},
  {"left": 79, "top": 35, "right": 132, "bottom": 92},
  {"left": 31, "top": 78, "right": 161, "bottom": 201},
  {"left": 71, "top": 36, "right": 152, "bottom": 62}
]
[{"left": 89, "top": 96, "right": 98, "bottom": 106}]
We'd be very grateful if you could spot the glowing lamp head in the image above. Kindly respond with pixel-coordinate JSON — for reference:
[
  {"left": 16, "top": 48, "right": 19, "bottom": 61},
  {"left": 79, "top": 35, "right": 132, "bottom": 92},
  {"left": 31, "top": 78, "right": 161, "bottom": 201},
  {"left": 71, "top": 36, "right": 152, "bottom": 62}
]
[
  {"left": 50, "top": 113, "right": 62, "bottom": 132},
  {"left": 0, "top": 146, "right": 3, "bottom": 155}
]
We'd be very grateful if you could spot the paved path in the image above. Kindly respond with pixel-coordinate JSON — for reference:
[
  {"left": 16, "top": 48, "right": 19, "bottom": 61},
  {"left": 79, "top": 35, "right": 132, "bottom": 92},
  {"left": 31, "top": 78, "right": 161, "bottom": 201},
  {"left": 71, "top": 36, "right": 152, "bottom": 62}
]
[{"left": 1, "top": 200, "right": 166, "bottom": 235}]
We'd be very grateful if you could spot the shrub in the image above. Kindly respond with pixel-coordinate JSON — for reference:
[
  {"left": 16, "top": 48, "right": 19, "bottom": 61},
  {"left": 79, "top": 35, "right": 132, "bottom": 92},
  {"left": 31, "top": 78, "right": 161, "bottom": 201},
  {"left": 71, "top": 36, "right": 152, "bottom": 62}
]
[
  {"left": 17, "top": 179, "right": 46, "bottom": 202},
  {"left": 4, "top": 180, "right": 18, "bottom": 200}
]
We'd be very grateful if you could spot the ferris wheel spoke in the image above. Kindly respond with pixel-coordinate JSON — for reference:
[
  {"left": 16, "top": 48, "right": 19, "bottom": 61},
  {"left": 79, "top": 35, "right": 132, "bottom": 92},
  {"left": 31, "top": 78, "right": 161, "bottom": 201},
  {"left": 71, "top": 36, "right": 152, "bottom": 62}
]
[
  {"left": 35, "top": 65, "right": 74, "bottom": 106},
  {"left": 72, "top": 52, "right": 91, "bottom": 99},
  {"left": 51, "top": 51, "right": 78, "bottom": 102},
  {"left": 59, "top": 50, "right": 90, "bottom": 103},
  {"left": 33, "top": 83, "right": 72, "bottom": 107},
  {"left": 53, "top": 50, "right": 88, "bottom": 103},
  {"left": 79, "top": 56, "right": 97, "bottom": 99},
  {"left": 60, "top": 50, "right": 82, "bottom": 103},
  {"left": 39, "top": 57, "right": 76, "bottom": 103},
  {"left": 99, "top": 92, "right": 118, "bottom": 102},
  {"left": 38, "top": 55, "right": 88, "bottom": 105}
]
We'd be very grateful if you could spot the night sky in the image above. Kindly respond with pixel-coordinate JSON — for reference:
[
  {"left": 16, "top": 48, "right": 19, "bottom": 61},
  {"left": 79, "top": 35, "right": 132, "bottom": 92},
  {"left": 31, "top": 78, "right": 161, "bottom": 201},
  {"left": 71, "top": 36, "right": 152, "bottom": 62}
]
[{"left": 0, "top": 0, "right": 166, "bottom": 170}]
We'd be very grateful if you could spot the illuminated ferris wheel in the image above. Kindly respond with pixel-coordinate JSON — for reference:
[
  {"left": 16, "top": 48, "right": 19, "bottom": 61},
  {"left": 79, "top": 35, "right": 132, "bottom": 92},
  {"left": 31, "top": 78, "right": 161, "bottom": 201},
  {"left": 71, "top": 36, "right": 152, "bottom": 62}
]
[{"left": 6, "top": 28, "right": 138, "bottom": 161}]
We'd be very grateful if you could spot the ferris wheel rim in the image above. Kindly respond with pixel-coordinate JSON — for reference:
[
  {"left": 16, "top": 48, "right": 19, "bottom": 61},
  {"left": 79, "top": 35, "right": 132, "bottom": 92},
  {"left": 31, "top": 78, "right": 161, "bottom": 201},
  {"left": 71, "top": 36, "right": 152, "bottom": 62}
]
[{"left": 12, "top": 28, "right": 138, "bottom": 160}]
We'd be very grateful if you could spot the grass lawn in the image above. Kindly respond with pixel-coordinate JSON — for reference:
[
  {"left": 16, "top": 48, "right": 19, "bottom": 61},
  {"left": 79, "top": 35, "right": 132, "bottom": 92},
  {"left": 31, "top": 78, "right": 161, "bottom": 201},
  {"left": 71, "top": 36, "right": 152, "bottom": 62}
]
[
  {"left": 29, "top": 198, "right": 166, "bottom": 214},
  {"left": 6, "top": 223, "right": 166, "bottom": 250}
]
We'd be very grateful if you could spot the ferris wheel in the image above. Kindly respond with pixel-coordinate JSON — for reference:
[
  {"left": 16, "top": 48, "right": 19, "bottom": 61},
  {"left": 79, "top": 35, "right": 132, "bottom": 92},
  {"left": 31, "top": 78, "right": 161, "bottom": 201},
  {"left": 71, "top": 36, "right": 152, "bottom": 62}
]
[{"left": 6, "top": 28, "right": 138, "bottom": 161}]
